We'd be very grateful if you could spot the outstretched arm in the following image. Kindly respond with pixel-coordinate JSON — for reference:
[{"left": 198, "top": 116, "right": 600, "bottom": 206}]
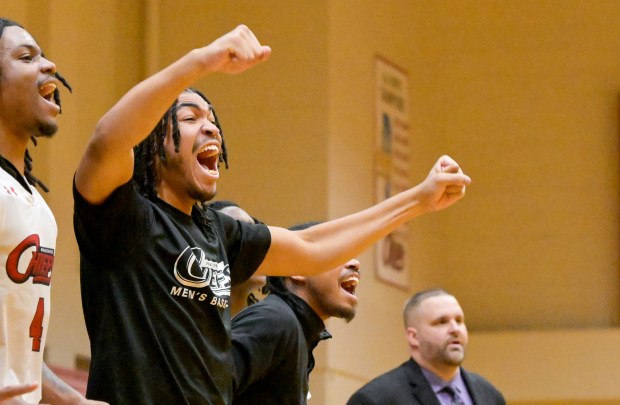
[
  {"left": 257, "top": 155, "right": 471, "bottom": 277},
  {"left": 75, "top": 25, "right": 271, "bottom": 205}
]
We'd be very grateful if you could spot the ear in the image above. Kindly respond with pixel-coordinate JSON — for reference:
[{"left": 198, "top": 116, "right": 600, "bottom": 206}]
[
  {"left": 405, "top": 327, "right": 419, "bottom": 348},
  {"left": 289, "top": 275, "right": 307, "bottom": 286}
]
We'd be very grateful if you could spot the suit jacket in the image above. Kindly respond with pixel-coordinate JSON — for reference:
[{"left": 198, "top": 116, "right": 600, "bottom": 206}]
[{"left": 347, "top": 359, "right": 505, "bottom": 405}]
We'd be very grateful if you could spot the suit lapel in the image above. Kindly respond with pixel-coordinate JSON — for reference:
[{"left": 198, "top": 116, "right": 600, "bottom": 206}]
[
  {"left": 404, "top": 359, "right": 442, "bottom": 405},
  {"left": 461, "top": 368, "right": 483, "bottom": 404}
]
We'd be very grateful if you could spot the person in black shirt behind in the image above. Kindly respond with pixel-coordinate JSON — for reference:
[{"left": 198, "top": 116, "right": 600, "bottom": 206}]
[
  {"left": 209, "top": 200, "right": 267, "bottom": 317},
  {"left": 232, "top": 221, "right": 361, "bottom": 404}
]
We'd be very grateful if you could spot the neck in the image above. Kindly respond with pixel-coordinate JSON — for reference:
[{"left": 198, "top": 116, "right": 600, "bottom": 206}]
[
  {"left": 0, "top": 132, "right": 28, "bottom": 174},
  {"left": 156, "top": 188, "right": 195, "bottom": 215},
  {"left": 292, "top": 290, "right": 328, "bottom": 321},
  {"left": 413, "top": 356, "right": 459, "bottom": 382}
]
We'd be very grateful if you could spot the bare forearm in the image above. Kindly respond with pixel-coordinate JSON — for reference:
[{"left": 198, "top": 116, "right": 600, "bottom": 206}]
[
  {"left": 88, "top": 25, "right": 270, "bottom": 162},
  {"left": 260, "top": 185, "right": 426, "bottom": 276},
  {"left": 258, "top": 155, "right": 471, "bottom": 277},
  {"left": 93, "top": 50, "right": 207, "bottom": 152},
  {"left": 40, "top": 363, "right": 85, "bottom": 405},
  {"left": 75, "top": 25, "right": 270, "bottom": 205}
]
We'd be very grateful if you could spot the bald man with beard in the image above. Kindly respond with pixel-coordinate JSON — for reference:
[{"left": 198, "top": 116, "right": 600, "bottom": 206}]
[{"left": 347, "top": 289, "right": 505, "bottom": 405}]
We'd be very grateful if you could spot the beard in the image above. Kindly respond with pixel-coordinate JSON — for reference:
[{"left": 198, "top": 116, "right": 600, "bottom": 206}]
[
  {"left": 420, "top": 340, "right": 466, "bottom": 368},
  {"left": 329, "top": 305, "right": 355, "bottom": 323},
  {"left": 308, "top": 284, "right": 357, "bottom": 322},
  {"left": 34, "top": 120, "right": 58, "bottom": 138},
  {"left": 441, "top": 345, "right": 466, "bottom": 366},
  {"left": 191, "top": 186, "right": 216, "bottom": 204},
  {"left": 335, "top": 307, "right": 356, "bottom": 323},
  {"left": 37, "top": 121, "right": 58, "bottom": 137}
]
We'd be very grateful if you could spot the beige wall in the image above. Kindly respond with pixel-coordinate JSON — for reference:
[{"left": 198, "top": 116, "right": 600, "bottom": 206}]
[{"left": 1, "top": 0, "right": 619, "bottom": 403}]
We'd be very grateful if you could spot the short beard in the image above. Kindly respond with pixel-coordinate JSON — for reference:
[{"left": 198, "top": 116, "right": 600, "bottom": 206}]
[
  {"left": 37, "top": 121, "right": 58, "bottom": 137},
  {"left": 442, "top": 349, "right": 465, "bottom": 367},
  {"left": 191, "top": 187, "right": 216, "bottom": 204},
  {"left": 331, "top": 306, "right": 356, "bottom": 323}
]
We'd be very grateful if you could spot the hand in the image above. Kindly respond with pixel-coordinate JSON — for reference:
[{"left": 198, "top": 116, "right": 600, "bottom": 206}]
[
  {"left": 417, "top": 155, "right": 471, "bottom": 212},
  {"left": 0, "top": 383, "right": 37, "bottom": 404},
  {"left": 199, "top": 25, "right": 272, "bottom": 75}
]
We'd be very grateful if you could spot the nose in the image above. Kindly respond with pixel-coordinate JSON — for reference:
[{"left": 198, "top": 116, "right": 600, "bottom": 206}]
[
  {"left": 448, "top": 319, "right": 464, "bottom": 333},
  {"left": 201, "top": 121, "right": 221, "bottom": 139},
  {"left": 40, "top": 56, "right": 57, "bottom": 75},
  {"left": 345, "top": 258, "right": 360, "bottom": 272}
]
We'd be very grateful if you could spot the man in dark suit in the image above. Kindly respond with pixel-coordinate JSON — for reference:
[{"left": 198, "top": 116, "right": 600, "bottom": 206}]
[{"left": 347, "top": 288, "right": 505, "bottom": 405}]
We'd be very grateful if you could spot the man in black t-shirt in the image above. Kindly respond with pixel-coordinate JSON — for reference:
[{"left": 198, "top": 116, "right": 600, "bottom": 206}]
[{"left": 74, "top": 25, "right": 471, "bottom": 404}]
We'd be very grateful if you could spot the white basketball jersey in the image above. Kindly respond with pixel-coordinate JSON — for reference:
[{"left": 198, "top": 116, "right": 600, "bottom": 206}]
[{"left": 0, "top": 167, "right": 55, "bottom": 403}]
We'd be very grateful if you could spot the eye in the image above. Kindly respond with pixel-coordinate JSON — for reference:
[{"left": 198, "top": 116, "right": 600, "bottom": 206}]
[
  {"left": 180, "top": 115, "right": 196, "bottom": 122},
  {"left": 19, "top": 54, "right": 34, "bottom": 62}
]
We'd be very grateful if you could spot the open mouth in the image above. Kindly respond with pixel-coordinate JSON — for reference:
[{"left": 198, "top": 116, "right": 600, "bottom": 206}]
[
  {"left": 197, "top": 144, "right": 220, "bottom": 174},
  {"left": 340, "top": 274, "right": 360, "bottom": 295},
  {"left": 39, "top": 82, "right": 57, "bottom": 103}
]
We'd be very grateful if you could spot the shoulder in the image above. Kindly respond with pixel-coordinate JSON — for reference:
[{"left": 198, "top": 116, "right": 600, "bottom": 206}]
[
  {"left": 364, "top": 361, "right": 412, "bottom": 387},
  {"left": 462, "top": 368, "right": 506, "bottom": 404},
  {"left": 231, "top": 296, "right": 303, "bottom": 364},
  {"left": 232, "top": 295, "right": 299, "bottom": 332},
  {"left": 347, "top": 361, "right": 413, "bottom": 404}
]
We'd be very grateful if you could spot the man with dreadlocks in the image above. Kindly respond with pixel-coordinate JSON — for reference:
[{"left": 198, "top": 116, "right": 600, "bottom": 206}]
[
  {"left": 73, "top": 25, "right": 470, "bottom": 404},
  {"left": 0, "top": 18, "right": 106, "bottom": 404},
  {"left": 232, "top": 221, "right": 361, "bottom": 404}
]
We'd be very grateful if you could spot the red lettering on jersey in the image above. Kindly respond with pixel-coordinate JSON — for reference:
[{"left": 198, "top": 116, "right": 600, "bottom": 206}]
[
  {"left": 30, "top": 250, "right": 54, "bottom": 285},
  {"left": 6, "top": 235, "right": 53, "bottom": 285},
  {"left": 3, "top": 185, "right": 17, "bottom": 196}
]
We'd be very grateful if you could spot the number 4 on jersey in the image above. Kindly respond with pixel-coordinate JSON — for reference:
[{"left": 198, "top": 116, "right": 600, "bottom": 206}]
[{"left": 30, "top": 297, "right": 44, "bottom": 352}]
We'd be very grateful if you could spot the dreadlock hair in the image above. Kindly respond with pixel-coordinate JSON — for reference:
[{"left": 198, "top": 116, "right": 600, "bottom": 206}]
[
  {"left": 133, "top": 88, "right": 228, "bottom": 202},
  {"left": 0, "top": 18, "right": 72, "bottom": 192},
  {"left": 266, "top": 221, "right": 323, "bottom": 297}
]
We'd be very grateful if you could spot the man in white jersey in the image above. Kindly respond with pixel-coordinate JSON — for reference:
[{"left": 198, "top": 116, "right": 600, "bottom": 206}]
[{"left": 0, "top": 17, "right": 106, "bottom": 404}]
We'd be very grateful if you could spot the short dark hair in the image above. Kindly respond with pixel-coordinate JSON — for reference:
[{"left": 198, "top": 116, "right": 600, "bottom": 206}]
[
  {"left": 0, "top": 18, "right": 22, "bottom": 37},
  {"left": 403, "top": 288, "right": 451, "bottom": 327}
]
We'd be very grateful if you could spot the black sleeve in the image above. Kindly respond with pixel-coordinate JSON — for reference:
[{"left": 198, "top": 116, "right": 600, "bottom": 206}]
[
  {"left": 73, "top": 179, "right": 150, "bottom": 262},
  {"left": 208, "top": 209, "right": 271, "bottom": 285},
  {"left": 231, "top": 300, "right": 299, "bottom": 397},
  {"left": 347, "top": 391, "right": 378, "bottom": 405}
]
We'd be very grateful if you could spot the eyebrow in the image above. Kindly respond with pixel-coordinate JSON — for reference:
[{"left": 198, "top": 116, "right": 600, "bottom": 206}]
[
  {"left": 177, "top": 102, "right": 200, "bottom": 110},
  {"left": 177, "top": 101, "right": 213, "bottom": 110},
  {"left": 10, "top": 43, "right": 41, "bottom": 53},
  {"left": 177, "top": 102, "right": 215, "bottom": 117}
]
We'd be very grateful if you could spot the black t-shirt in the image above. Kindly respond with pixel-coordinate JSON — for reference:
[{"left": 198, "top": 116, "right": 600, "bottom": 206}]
[
  {"left": 73, "top": 180, "right": 270, "bottom": 405},
  {"left": 231, "top": 293, "right": 330, "bottom": 404}
]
